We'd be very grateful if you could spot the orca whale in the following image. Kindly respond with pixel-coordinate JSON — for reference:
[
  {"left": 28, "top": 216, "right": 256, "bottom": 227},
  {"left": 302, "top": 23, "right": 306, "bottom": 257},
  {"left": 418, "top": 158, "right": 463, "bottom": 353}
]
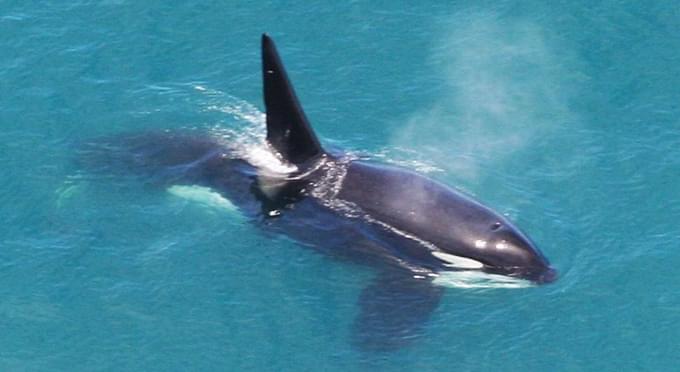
[{"left": 82, "top": 34, "right": 556, "bottom": 351}]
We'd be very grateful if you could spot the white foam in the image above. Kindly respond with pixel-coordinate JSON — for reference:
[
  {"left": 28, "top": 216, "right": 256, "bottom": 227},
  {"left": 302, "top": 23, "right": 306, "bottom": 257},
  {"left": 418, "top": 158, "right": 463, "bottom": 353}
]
[
  {"left": 194, "top": 87, "right": 297, "bottom": 176},
  {"left": 247, "top": 145, "right": 297, "bottom": 175}
]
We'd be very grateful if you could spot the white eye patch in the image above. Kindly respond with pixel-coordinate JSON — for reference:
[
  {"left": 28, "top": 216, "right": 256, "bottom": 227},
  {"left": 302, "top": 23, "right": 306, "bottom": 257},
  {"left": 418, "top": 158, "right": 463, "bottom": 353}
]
[{"left": 431, "top": 251, "right": 484, "bottom": 269}]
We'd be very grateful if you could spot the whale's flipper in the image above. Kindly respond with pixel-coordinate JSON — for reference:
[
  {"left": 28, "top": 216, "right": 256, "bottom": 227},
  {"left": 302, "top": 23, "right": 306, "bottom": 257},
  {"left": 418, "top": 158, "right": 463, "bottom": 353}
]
[
  {"left": 261, "top": 34, "right": 323, "bottom": 165},
  {"left": 352, "top": 270, "right": 443, "bottom": 351}
]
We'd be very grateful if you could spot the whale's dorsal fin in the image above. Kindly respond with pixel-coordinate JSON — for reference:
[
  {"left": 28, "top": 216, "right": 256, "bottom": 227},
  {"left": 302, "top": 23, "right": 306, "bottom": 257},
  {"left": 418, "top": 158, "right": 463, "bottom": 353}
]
[{"left": 261, "top": 34, "right": 323, "bottom": 165}]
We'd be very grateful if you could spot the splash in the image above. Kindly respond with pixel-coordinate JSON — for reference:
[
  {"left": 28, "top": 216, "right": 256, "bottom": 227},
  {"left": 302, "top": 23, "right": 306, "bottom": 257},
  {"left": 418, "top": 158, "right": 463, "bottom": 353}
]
[
  {"left": 192, "top": 85, "right": 297, "bottom": 175},
  {"left": 190, "top": 86, "right": 360, "bottom": 217}
]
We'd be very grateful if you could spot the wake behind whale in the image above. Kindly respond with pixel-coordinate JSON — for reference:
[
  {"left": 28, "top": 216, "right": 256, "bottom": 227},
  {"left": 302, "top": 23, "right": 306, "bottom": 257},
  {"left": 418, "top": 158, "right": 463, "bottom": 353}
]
[{"left": 80, "top": 34, "right": 556, "bottom": 351}]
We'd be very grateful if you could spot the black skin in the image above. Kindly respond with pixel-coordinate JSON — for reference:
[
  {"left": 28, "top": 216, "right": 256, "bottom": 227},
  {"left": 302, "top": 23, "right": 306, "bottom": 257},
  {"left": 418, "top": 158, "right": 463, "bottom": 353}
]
[
  {"left": 79, "top": 34, "right": 556, "bottom": 351},
  {"left": 95, "top": 132, "right": 555, "bottom": 282}
]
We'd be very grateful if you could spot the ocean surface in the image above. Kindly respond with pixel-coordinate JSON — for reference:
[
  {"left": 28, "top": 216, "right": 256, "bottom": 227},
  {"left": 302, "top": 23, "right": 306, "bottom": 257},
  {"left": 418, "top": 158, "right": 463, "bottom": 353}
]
[{"left": 2, "top": 1, "right": 680, "bottom": 370}]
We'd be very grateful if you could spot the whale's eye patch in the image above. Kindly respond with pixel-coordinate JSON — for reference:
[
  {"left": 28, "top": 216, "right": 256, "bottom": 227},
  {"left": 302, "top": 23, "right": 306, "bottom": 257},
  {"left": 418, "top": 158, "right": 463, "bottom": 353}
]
[{"left": 491, "top": 222, "right": 502, "bottom": 231}]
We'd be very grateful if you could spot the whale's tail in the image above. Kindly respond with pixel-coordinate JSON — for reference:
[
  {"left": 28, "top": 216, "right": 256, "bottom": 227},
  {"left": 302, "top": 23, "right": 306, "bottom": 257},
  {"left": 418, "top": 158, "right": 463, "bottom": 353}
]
[{"left": 261, "top": 34, "right": 325, "bottom": 166}]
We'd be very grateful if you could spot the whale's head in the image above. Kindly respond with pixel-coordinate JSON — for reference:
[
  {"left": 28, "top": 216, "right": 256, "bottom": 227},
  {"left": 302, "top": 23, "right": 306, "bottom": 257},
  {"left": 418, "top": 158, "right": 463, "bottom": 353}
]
[
  {"left": 473, "top": 219, "right": 556, "bottom": 284},
  {"left": 432, "top": 208, "right": 557, "bottom": 285},
  {"left": 410, "top": 184, "right": 557, "bottom": 284},
  {"left": 337, "top": 162, "right": 557, "bottom": 286}
]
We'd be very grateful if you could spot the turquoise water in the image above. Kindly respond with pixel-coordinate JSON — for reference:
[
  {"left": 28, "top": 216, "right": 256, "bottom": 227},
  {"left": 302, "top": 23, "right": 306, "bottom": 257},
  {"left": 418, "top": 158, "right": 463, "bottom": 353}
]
[{"left": 2, "top": 1, "right": 680, "bottom": 370}]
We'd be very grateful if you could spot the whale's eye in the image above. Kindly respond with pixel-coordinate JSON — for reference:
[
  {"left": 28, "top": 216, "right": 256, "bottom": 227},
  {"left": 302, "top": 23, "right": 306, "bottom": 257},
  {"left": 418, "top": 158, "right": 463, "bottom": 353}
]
[{"left": 491, "top": 222, "right": 502, "bottom": 231}]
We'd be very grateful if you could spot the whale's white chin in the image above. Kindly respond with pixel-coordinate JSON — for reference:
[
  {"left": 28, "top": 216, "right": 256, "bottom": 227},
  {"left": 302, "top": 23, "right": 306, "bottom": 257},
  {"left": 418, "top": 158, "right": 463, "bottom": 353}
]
[{"left": 432, "top": 270, "right": 533, "bottom": 289}]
